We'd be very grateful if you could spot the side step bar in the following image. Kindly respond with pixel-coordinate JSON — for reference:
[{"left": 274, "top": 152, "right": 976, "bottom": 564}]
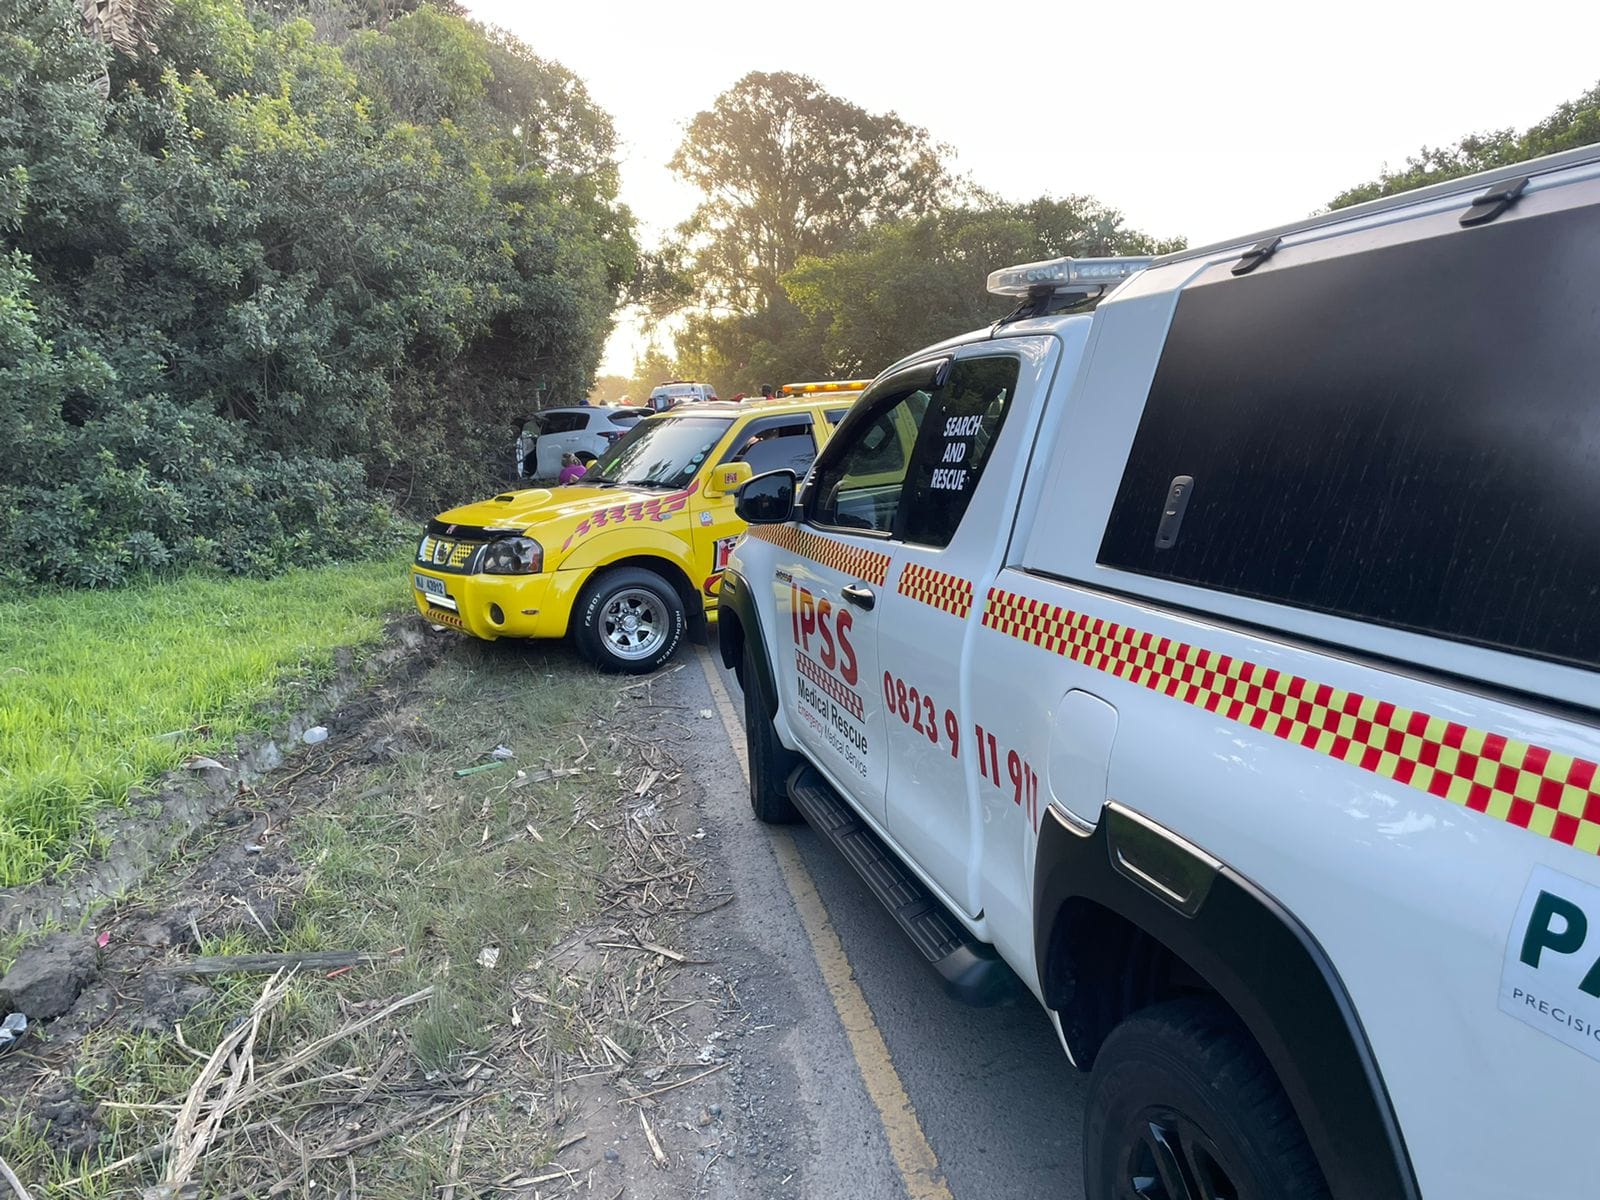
[{"left": 786, "top": 764, "right": 1017, "bottom": 1006}]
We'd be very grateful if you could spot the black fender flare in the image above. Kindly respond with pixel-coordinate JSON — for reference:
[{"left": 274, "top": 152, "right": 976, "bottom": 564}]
[
  {"left": 1034, "top": 806, "right": 1420, "bottom": 1200},
  {"left": 715, "top": 568, "right": 779, "bottom": 710}
]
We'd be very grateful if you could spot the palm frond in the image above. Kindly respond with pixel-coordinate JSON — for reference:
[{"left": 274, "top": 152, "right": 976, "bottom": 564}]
[{"left": 76, "top": 0, "right": 173, "bottom": 57}]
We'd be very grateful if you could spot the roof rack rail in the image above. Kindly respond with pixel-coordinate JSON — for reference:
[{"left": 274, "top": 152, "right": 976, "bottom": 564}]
[{"left": 1154, "top": 141, "right": 1600, "bottom": 268}]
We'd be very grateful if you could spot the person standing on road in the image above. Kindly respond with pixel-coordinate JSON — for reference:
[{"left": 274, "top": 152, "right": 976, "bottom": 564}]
[
  {"left": 558, "top": 452, "right": 587, "bottom": 485},
  {"left": 759, "top": 384, "right": 775, "bottom": 401}
]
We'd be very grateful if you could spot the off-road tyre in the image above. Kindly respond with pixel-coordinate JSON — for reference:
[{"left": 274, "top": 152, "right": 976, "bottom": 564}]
[
  {"left": 573, "top": 567, "right": 686, "bottom": 675},
  {"left": 743, "top": 642, "right": 800, "bottom": 823},
  {"left": 1084, "top": 996, "right": 1330, "bottom": 1200}
]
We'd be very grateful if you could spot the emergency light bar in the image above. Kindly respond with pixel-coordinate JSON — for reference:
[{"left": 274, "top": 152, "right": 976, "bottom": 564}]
[
  {"left": 780, "top": 380, "right": 874, "bottom": 395},
  {"left": 986, "top": 256, "right": 1153, "bottom": 297}
]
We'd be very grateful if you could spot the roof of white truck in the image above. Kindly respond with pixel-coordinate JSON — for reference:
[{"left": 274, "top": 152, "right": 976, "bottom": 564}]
[{"left": 1154, "top": 141, "right": 1600, "bottom": 267}]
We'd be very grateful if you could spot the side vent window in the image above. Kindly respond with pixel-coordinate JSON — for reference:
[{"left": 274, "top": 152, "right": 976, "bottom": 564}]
[{"left": 1099, "top": 203, "right": 1600, "bottom": 671}]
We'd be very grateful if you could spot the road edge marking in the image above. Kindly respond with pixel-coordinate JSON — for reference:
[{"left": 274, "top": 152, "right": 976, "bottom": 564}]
[{"left": 698, "top": 649, "right": 957, "bottom": 1200}]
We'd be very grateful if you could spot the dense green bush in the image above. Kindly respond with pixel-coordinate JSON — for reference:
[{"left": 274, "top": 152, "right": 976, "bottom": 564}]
[{"left": 0, "top": 0, "right": 633, "bottom": 586}]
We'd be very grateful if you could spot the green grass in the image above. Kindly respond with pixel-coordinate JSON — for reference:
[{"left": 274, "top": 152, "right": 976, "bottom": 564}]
[
  {"left": 1, "top": 640, "right": 624, "bottom": 1197},
  {"left": 0, "top": 557, "right": 411, "bottom": 886}
]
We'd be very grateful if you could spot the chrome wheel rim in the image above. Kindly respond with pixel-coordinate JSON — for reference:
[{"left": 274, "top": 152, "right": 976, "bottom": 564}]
[{"left": 601, "top": 588, "right": 667, "bottom": 661}]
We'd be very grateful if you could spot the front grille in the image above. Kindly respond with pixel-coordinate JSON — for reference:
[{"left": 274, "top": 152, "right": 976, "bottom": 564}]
[{"left": 416, "top": 535, "right": 485, "bottom": 574}]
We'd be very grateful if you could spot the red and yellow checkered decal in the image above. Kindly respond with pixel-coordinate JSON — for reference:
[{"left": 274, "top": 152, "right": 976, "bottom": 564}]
[
  {"left": 560, "top": 481, "right": 699, "bottom": 552},
  {"left": 896, "top": 563, "right": 973, "bottom": 619},
  {"left": 796, "top": 650, "right": 864, "bottom": 719},
  {"left": 424, "top": 608, "right": 466, "bottom": 631},
  {"left": 981, "top": 588, "right": 1600, "bottom": 856},
  {"left": 745, "top": 525, "right": 890, "bottom": 586}
]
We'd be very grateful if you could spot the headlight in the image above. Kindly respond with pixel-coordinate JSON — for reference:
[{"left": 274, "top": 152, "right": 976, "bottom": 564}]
[{"left": 479, "top": 536, "right": 543, "bottom": 575}]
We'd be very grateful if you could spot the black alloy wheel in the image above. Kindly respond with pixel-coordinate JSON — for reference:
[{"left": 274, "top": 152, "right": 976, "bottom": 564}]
[{"left": 1084, "top": 998, "right": 1330, "bottom": 1200}]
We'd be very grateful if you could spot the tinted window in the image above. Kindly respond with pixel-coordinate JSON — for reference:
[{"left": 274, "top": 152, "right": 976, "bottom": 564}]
[
  {"left": 540, "top": 412, "right": 585, "bottom": 434},
  {"left": 826, "top": 408, "right": 850, "bottom": 425},
  {"left": 809, "top": 393, "right": 925, "bottom": 534},
  {"left": 609, "top": 411, "right": 644, "bottom": 425},
  {"left": 898, "top": 357, "right": 1016, "bottom": 547},
  {"left": 807, "top": 357, "right": 1017, "bottom": 542},
  {"left": 1099, "top": 202, "right": 1600, "bottom": 670},
  {"left": 729, "top": 418, "right": 818, "bottom": 476}
]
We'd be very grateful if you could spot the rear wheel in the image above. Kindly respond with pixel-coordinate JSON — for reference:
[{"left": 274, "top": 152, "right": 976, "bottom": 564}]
[
  {"left": 573, "top": 568, "right": 686, "bottom": 674},
  {"left": 742, "top": 642, "right": 799, "bottom": 823},
  {"left": 1084, "top": 997, "right": 1329, "bottom": 1200}
]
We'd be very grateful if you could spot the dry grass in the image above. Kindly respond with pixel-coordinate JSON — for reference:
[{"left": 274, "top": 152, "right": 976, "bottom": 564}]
[{"left": 0, "top": 643, "right": 728, "bottom": 1198}]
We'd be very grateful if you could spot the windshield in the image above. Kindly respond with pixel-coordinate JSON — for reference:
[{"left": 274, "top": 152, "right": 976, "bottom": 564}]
[{"left": 587, "top": 416, "right": 735, "bottom": 489}]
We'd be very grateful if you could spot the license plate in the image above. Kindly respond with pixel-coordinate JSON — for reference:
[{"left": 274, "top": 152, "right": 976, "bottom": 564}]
[{"left": 414, "top": 573, "right": 447, "bottom": 597}]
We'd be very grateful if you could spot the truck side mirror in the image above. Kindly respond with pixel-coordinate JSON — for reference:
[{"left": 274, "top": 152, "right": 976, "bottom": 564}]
[
  {"left": 704, "top": 460, "right": 753, "bottom": 499},
  {"left": 735, "top": 470, "right": 796, "bottom": 524}
]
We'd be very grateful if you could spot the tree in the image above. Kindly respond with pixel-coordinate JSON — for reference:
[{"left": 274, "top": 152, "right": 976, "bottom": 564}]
[
  {"left": 1330, "top": 82, "right": 1600, "bottom": 208},
  {"left": 2, "top": 0, "right": 635, "bottom": 585},
  {"left": 668, "top": 71, "right": 950, "bottom": 314},
  {"left": 587, "top": 374, "right": 632, "bottom": 405},
  {"left": 780, "top": 197, "right": 1182, "bottom": 378}
]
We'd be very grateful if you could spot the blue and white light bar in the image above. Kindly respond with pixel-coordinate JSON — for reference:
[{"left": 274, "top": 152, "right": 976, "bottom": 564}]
[{"left": 986, "top": 255, "right": 1154, "bottom": 297}]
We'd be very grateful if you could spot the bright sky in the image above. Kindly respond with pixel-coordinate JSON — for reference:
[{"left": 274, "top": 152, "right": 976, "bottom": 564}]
[{"left": 464, "top": 0, "right": 1600, "bottom": 377}]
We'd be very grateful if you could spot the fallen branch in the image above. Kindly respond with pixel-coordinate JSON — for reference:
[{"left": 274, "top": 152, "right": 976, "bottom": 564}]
[
  {"left": 56, "top": 1122, "right": 277, "bottom": 1190},
  {"left": 162, "top": 951, "right": 385, "bottom": 977},
  {"left": 617, "top": 1061, "right": 729, "bottom": 1104},
  {"left": 159, "top": 970, "right": 291, "bottom": 1194},
  {"left": 0, "top": 1154, "right": 36, "bottom": 1200},
  {"left": 441, "top": 1107, "right": 471, "bottom": 1200},
  {"left": 638, "top": 1108, "right": 668, "bottom": 1169},
  {"left": 251, "top": 986, "right": 433, "bottom": 1093}
]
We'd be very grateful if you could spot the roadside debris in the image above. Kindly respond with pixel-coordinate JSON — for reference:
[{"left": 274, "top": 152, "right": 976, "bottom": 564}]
[
  {"left": 490, "top": 743, "right": 515, "bottom": 760},
  {"left": 184, "top": 756, "right": 226, "bottom": 771},
  {"left": 0, "top": 1151, "right": 36, "bottom": 1200},
  {"left": 452, "top": 761, "right": 504, "bottom": 778},
  {"left": 300, "top": 725, "right": 329, "bottom": 745},
  {"left": 160, "top": 950, "right": 385, "bottom": 977},
  {"left": 0, "top": 1012, "right": 27, "bottom": 1055}
]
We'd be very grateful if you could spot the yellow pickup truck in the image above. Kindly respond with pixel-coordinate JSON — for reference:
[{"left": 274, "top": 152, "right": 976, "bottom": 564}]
[{"left": 411, "top": 394, "right": 859, "bottom": 672}]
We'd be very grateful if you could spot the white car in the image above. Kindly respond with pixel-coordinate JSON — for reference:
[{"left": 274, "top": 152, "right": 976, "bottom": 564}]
[
  {"left": 515, "top": 406, "right": 644, "bottom": 480},
  {"left": 720, "top": 145, "right": 1600, "bottom": 1199},
  {"left": 646, "top": 381, "right": 717, "bottom": 412}
]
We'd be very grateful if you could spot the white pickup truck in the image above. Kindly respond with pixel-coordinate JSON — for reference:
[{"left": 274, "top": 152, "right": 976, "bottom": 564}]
[{"left": 717, "top": 146, "right": 1600, "bottom": 1199}]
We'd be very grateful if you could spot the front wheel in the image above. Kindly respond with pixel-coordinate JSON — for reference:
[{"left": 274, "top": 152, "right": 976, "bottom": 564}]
[
  {"left": 1084, "top": 997, "right": 1329, "bottom": 1200},
  {"left": 742, "top": 642, "right": 799, "bottom": 823},
  {"left": 573, "top": 568, "right": 686, "bottom": 674}
]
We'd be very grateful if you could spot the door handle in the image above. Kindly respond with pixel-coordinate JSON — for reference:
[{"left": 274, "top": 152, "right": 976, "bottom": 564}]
[{"left": 841, "top": 583, "right": 876, "bottom": 611}]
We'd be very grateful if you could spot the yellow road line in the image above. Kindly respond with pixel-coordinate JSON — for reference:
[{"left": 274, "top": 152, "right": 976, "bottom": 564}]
[{"left": 698, "top": 649, "right": 957, "bottom": 1200}]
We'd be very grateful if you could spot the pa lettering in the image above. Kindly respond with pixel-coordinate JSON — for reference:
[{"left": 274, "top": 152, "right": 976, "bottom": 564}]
[{"left": 1520, "top": 890, "right": 1600, "bottom": 999}]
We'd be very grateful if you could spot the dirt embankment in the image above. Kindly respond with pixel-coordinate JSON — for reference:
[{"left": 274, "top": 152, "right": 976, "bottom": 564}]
[{"left": 0, "top": 634, "right": 784, "bottom": 1199}]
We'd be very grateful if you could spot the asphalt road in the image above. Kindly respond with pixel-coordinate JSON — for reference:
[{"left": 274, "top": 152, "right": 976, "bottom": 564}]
[{"left": 668, "top": 648, "right": 1089, "bottom": 1200}]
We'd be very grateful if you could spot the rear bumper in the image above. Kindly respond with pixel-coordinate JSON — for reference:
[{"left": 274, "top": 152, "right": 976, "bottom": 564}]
[{"left": 409, "top": 567, "right": 584, "bottom": 641}]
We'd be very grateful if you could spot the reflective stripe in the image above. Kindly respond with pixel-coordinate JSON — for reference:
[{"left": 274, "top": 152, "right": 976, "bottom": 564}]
[
  {"left": 981, "top": 587, "right": 1600, "bottom": 856},
  {"left": 746, "top": 525, "right": 890, "bottom": 587},
  {"left": 896, "top": 564, "right": 973, "bottom": 619}
]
